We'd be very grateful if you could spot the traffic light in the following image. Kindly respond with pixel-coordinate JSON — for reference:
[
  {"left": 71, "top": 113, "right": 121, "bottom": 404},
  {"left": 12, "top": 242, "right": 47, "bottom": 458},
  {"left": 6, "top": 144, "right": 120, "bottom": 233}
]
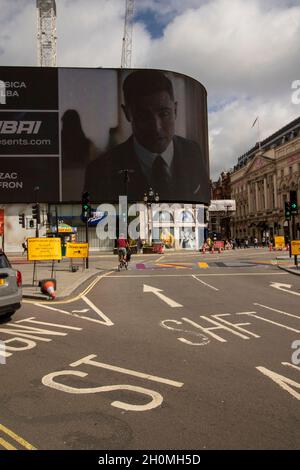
[
  {"left": 81, "top": 192, "right": 91, "bottom": 220},
  {"left": 284, "top": 201, "right": 291, "bottom": 220},
  {"left": 32, "top": 203, "right": 41, "bottom": 224},
  {"left": 18, "top": 213, "right": 25, "bottom": 228},
  {"left": 290, "top": 190, "right": 298, "bottom": 215}
]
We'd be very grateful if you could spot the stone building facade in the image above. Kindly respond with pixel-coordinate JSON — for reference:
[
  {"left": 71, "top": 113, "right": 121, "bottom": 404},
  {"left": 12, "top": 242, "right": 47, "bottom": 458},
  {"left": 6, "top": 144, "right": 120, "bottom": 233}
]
[{"left": 230, "top": 116, "right": 300, "bottom": 242}]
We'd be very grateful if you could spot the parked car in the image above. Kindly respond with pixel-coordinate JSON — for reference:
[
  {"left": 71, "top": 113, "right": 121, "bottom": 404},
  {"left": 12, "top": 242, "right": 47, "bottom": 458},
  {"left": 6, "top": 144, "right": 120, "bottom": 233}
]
[{"left": 0, "top": 250, "right": 22, "bottom": 319}]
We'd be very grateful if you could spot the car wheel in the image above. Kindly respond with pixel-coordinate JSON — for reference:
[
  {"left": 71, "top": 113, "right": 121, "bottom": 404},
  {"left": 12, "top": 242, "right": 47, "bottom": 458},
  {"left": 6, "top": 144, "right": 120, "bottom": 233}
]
[{"left": 1, "top": 310, "right": 16, "bottom": 320}]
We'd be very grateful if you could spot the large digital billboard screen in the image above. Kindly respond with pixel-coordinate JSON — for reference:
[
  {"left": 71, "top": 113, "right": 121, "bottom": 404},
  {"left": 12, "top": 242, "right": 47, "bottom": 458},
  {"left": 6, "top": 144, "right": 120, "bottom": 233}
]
[{"left": 0, "top": 66, "right": 209, "bottom": 203}]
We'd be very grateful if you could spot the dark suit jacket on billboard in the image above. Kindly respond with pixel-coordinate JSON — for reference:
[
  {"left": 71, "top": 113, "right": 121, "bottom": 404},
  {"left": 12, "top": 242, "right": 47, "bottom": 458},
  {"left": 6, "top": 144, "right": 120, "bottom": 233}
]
[{"left": 84, "top": 135, "right": 209, "bottom": 203}]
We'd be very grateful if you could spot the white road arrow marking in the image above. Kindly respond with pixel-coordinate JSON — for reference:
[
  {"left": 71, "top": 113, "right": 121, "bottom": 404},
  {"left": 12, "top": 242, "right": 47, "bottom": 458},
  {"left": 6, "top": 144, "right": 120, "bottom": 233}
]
[
  {"left": 270, "top": 282, "right": 300, "bottom": 296},
  {"left": 143, "top": 284, "right": 183, "bottom": 308},
  {"left": 72, "top": 309, "right": 90, "bottom": 313}
]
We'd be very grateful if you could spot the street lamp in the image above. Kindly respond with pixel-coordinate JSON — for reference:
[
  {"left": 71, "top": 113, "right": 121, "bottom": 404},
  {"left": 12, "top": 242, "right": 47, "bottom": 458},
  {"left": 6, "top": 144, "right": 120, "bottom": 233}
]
[
  {"left": 223, "top": 202, "right": 232, "bottom": 240},
  {"left": 143, "top": 188, "right": 159, "bottom": 245},
  {"left": 118, "top": 169, "right": 134, "bottom": 238}
]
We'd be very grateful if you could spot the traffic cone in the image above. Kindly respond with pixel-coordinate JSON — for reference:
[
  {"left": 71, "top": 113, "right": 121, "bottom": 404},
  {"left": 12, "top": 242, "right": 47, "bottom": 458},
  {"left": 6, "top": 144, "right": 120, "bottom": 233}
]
[{"left": 40, "top": 279, "right": 56, "bottom": 299}]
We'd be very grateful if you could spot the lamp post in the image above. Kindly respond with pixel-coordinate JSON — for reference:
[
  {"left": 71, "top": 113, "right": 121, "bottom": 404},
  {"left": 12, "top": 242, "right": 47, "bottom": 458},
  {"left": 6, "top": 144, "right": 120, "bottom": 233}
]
[
  {"left": 223, "top": 202, "right": 232, "bottom": 240},
  {"left": 33, "top": 186, "right": 40, "bottom": 238},
  {"left": 143, "top": 188, "right": 159, "bottom": 245},
  {"left": 118, "top": 169, "right": 134, "bottom": 238}
]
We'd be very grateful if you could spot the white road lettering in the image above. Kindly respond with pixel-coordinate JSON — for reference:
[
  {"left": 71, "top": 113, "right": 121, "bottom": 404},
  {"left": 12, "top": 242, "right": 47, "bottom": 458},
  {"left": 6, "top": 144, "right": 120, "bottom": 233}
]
[
  {"left": 160, "top": 319, "right": 210, "bottom": 346},
  {"left": 70, "top": 354, "right": 183, "bottom": 387},
  {"left": 42, "top": 355, "right": 183, "bottom": 412},
  {"left": 42, "top": 371, "right": 163, "bottom": 412},
  {"left": 143, "top": 284, "right": 183, "bottom": 308},
  {"left": 182, "top": 317, "right": 227, "bottom": 342},
  {"left": 256, "top": 363, "right": 300, "bottom": 401},
  {"left": 0, "top": 317, "right": 81, "bottom": 360},
  {"left": 213, "top": 314, "right": 260, "bottom": 338}
]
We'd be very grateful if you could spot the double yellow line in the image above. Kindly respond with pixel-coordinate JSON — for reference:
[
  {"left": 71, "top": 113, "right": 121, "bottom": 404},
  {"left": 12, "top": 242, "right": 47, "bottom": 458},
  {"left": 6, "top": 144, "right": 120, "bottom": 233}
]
[{"left": 0, "top": 423, "right": 36, "bottom": 450}]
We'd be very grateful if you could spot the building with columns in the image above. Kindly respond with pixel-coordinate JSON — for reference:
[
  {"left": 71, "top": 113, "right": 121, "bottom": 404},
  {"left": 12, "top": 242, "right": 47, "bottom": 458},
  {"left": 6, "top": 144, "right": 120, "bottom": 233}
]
[{"left": 230, "top": 116, "right": 300, "bottom": 242}]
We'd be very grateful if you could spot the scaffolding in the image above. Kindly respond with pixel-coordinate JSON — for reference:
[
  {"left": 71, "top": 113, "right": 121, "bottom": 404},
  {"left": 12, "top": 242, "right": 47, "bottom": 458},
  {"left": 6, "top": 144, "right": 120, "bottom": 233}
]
[
  {"left": 121, "top": 0, "right": 134, "bottom": 68},
  {"left": 37, "top": 0, "right": 57, "bottom": 67}
]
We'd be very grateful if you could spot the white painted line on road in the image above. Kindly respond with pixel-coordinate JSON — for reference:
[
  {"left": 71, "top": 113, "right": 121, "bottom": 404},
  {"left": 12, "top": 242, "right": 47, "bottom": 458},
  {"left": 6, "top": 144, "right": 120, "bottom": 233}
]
[
  {"left": 14, "top": 317, "right": 81, "bottom": 330},
  {"left": 108, "top": 272, "right": 288, "bottom": 278},
  {"left": 143, "top": 284, "right": 183, "bottom": 308},
  {"left": 42, "top": 371, "right": 164, "bottom": 412},
  {"left": 23, "top": 271, "right": 115, "bottom": 306},
  {"left": 200, "top": 316, "right": 250, "bottom": 339},
  {"left": 235, "top": 311, "right": 257, "bottom": 314},
  {"left": 237, "top": 312, "right": 300, "bottom": 333},
  {"left": 254, "top": 303, "right": 300, "bottom": 320},
  {"left": 213, "top": 314, "right": 260, "bottom": 338},
  {"left": 155, "top": 255, "right": 165, "bottom": 263},
  {"left": 182, "top": 317, "right": 227, "bottom": 342},
  {"left": 70, "top": 354, "right": 184, "bottom": 388},
  {"left": 192, "top": 275, "right": 219, "bottom": 291},
  {"left": 256, "top": 365, "right": 300, "bottom": 401},
  {"left": 282, "top": 362, "right": 300, "bottom": 371},
  {"left": 160, "top": 319, "right": 210, "bottom": 346},
  {"left": 270, "top": 282, "right": 300, "bottom": 297},
  {"left": 35, "top": 302, "right": 113, "bottom": 327},
  {"left": 81, "top": 295, "right": 114, "bottom": 326}
]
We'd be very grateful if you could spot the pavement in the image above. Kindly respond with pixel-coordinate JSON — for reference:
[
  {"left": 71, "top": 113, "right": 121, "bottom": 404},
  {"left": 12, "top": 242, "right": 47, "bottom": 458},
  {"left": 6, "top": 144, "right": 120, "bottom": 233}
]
[
  {"left": 9, "top": 252, "right": 120, "bottom": 300},
  {"left": 275, "top": 253, "right": 300, "bottom": 276},
  {"left": 7, "top": 247, "right": 300, "bottom": 301}
]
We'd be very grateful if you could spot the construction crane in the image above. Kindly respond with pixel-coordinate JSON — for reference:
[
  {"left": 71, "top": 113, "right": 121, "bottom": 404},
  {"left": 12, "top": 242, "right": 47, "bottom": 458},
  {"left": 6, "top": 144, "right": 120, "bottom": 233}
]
[
  {"left": 36, "top": 0, "right": 57, "bottom": 67},
  {"left": 121, "top": 0, "right": 134, "bottom": 68}
]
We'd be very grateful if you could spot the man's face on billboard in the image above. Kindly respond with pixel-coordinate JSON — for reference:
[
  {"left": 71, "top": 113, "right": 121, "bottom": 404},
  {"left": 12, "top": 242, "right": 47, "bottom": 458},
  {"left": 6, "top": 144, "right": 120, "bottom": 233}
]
[{"left": 124, "top": 91, "right": 177, "bottom": 154}]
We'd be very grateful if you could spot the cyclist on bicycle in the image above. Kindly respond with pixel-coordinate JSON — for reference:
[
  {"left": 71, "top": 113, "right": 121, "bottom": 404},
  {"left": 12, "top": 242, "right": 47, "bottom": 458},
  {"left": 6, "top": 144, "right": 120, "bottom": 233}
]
[{"left": 117, "top": 234, "right": 128, "bottom": 264}]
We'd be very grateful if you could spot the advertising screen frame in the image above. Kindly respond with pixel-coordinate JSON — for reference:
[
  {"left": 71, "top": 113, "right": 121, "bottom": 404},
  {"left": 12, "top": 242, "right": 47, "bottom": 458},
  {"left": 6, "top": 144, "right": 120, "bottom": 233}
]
[{"left": 0, "top": 66, "right": 210, "bottom": 204}]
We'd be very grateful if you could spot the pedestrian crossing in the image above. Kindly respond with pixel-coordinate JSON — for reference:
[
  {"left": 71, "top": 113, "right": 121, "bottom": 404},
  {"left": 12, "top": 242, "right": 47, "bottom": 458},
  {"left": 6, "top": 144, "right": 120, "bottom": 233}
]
[{"left": 132, "top": 260, "right": 271, "bottom": 270}]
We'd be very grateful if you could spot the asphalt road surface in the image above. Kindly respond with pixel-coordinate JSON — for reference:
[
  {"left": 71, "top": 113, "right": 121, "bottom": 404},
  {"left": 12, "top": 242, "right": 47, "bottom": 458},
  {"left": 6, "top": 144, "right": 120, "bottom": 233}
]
[{"left": 1, "top": 249, "right": 299, "bottom": 450}]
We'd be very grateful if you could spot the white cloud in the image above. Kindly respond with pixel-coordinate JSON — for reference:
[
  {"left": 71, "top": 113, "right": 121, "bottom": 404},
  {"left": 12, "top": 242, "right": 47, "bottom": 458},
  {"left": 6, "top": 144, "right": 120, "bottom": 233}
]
[{"left": 134, "top": 0, "right": 300, "bottom": 177}]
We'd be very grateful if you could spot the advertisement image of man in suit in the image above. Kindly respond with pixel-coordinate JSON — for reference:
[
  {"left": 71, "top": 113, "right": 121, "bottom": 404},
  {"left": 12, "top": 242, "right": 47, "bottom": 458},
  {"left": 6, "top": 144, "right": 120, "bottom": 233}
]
[{"left": 85, "top": 69, "right": 209, "bottom": 202}]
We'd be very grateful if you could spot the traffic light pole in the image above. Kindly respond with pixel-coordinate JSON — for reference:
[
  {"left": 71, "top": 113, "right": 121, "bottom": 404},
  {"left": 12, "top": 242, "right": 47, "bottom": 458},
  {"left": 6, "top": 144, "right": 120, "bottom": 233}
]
[
  {"left": 85, "top": 218, "right": 89, "bottom": 269},
  {"left": 292, "top": 214, "right": 298, "bottom": 267}
]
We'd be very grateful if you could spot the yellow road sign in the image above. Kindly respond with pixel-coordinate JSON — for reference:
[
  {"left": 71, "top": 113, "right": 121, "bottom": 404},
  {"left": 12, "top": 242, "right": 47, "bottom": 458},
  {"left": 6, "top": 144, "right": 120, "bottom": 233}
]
[
  {"left": 66, "top": 242, "right": 89, "bottom": 258},
  {"left": 27, "top": 238, "right": 62, "bottom": 261},
  {"left": 274, "top": 236, "right": 285, "bottom": 249},
  {"left": 291, "top": 240, "right": 300, "bottom": 255}
]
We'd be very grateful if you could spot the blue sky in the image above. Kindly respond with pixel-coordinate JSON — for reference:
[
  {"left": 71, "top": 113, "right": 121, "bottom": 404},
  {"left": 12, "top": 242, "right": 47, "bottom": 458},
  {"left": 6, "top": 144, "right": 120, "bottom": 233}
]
[{"left": 0, "top": 0, "right": 300, "bottom": 178}]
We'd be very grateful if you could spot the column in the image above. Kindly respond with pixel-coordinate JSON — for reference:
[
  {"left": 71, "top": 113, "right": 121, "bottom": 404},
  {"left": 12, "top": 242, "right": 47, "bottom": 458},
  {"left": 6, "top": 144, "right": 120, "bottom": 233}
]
[
  {"left": 247, "top": 184, "right": 251, "bottom": 213},
  {"left": 264, "top": 178, "right": 267, "bottom": 210},
  {"left": 255, "top": 182, "right": 259, "bottom": 212},
  {"left": 273, "top": 174, "right": 278, "bottom": 209}
]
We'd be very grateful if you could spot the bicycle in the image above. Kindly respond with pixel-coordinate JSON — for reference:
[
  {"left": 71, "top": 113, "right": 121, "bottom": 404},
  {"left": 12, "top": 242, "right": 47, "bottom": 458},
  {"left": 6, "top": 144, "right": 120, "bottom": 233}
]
[{"left": 117, "top": 249, "right": 128, "bottom": 271}]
